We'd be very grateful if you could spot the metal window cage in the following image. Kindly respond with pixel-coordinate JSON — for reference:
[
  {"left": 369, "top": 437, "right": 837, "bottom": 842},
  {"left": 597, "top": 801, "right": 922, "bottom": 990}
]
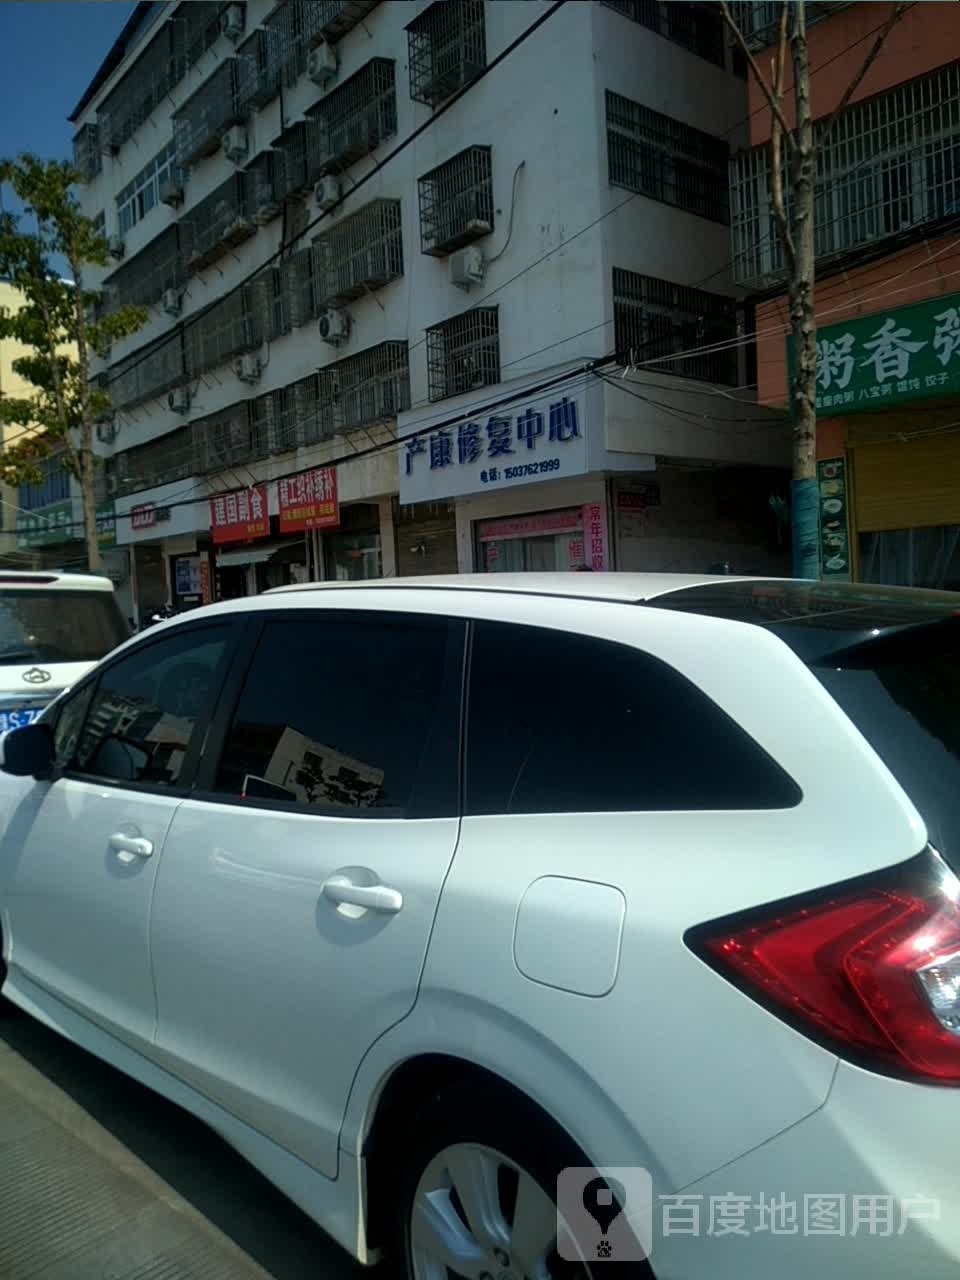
[
  {"left": 118, "top": 426, "right": 196, "bottom": 492},
  {"left": 99, "top": 22, "right": 187, "bottom": 154},
  {"left": 273, "top": 120, "right": 312, "bottom": 196},
  {"left": 418, "top": 145, "right": 493, "bottom": 256},
  {"left": 107, "top": 226, "right": 185, "bottom": 310},
  {"left": 291, "top": 373, "right": 327, "bottom": 445},
  {"left": 108, "top": 333, "right": 185, "bottom": 412},
  {"left": 317, "top": 340, "right": 411, "bottom": 434},
  {"left": 186, "top": 284, "right": 262, "bottom": 378},
  {"left": 307, "top": 58, "right": 397, "bottom": 174},
  {"left": 727, "top": 1, "right": 853, "bottom": 52},
  {"left": 731, "top": 61, "right": 960, "bottom": 287},
  {"left": 73, "top": 123, "right": 102, "bottom": 181},
  {"left": 194, "top": 403, "right": 254, "bottom": 473},
  {"left": 612, "top": 268, "right": 738, "bottom": 384},
  {"left": 173, "top": 60, "right": 242, "bottom": 169},
  {"left": 236, "top": 26, "right": 283, "bottom": 113},
  {"left": 602, "top": 2, "right": 724, "bottom": 68},
  {"left": 312, "top": 199, "right": 403, "bottom": 307},
  {"left": 181, "top": 173, "right": 253, "bottom": 273},
  {"left": 307, "top": 0, "right": 381, "bottom": 45},
  {"left": 246, "top": 149, "right": 285, "bottom": 224},
  {"left": 281, "top": 245, "right": 319, "bottom": 327},
  {"left": 178, "top": 1, "right": 230, "bottom": 67},
  {"left": 249, "top": 386, "right": 297, "bottom": 455},
  {"left": 425, "top": 307, "right": 499, "bottom": 402},
  {"left": 407, "top": 0, "right": 486, "bottom": 107}
]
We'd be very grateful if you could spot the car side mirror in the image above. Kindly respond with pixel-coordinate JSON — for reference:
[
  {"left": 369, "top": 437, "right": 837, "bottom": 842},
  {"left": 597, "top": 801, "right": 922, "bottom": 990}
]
[{"left": 0, "top": 722, "right": 56, "bottom": 779}]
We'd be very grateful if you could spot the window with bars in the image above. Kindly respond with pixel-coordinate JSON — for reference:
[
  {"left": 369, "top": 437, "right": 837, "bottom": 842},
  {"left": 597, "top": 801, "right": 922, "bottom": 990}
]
[
  {"left": 193, "top": 403, "right": 255, "bottom": 474},
  {"left": 109, "top": 333, "right": 185, "bottom": 411},
  {"left": 245, "top": 150, "right": 285, "bottom": 225},
  {"left": 425, "top": 308, "right": 499, "bottom": 402},
  {"left": 307, "top": 58, "right": 396, "bottom": 174},
  {"left": 317, "top": 341, "right": 411, "bottom": 434},
  {"left": 281, "top": 245, "right": 319, "bottom": 328},
  {"left": 407, "top": 0, "right": 486, "bottom": 106},
  {"left": 116, "top": 141, "right": 182, "bottom": 237},
  {"left": 613, "top": 268, "right": 738, "bottom": 384},
  {"left": 181, "top": 173, "right": 253, "bottom": 273},
  {"left": 99, "top": 15, "right": 193, "bottom": 154},
  {"left": 418, "top": 146, "right": 493, "bottom": 256},
  {"left": 186, "top": 285, "right": 262, "bottom": 379},
  {"left": 607, "top": 91, "right": 729, "bottom": 224},
  {"left": 73, "top": 123, "right": 102, "bottom": 181},
  {"left": 107, "top": 226, "right": 185, "bottom": 310},
  {"left": 727, "top": 1, "right": 853, "bottom": 51},
  {"left": 731, "top": 62, "right": 960, "bottom": 287},
  {"left": 312, "top": 199, "right": 403, "bottom": 307},
  {"left": 273, "top": 120, "right": 311, "bottom": 197},
  {"left": 236, "top": 26, "right": 283, "bottom": 114},
  {"left": 602, "top": 1, "right": 726, "bottom": 68},
  {"left": 116, "top": 427, "right": 195, "bottom": 494},
  {"left": 173, "top": 60, "right": 242, "bottom": 169}
]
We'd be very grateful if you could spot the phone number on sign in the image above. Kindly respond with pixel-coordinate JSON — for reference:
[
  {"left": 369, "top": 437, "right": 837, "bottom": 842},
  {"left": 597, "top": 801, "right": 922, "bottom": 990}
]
[{"left": 480, "top": 458, "right": 563, "bottom": 485}]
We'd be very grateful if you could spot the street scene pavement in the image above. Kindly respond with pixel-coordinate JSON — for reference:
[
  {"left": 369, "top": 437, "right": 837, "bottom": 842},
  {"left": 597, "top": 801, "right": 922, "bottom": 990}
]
[{"left": 0, "top": 1003, "right": 363, "bottom": 1280}]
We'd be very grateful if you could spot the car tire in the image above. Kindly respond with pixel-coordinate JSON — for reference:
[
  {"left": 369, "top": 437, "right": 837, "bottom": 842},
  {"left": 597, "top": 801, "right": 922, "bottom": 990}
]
[{"left": 389, "top": 1081, "right": 653, "bottom": 1279}]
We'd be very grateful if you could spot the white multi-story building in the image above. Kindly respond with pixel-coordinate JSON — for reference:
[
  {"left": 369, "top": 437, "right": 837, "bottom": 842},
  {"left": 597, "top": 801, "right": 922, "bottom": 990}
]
[{"left": 70, "top": 0, "right": 788, "bottom": 618}]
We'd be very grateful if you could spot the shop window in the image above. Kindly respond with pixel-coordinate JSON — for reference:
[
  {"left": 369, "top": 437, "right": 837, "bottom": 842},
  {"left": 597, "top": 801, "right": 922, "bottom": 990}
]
[
  {"left": 418, "top": 145, "right": 493, "bottom": 257},
  {"left": 602, "top": 1, "right": 726, "bottom": 68},
  {"left": 212, "top": 614, "right": 461, "bottom": 816},
  {"left": 425, "top": 306, "right": 499, "bottom": 402},
  {"left": 407, "top": 1, "right": 486, "bottom": 106},
  {"left": 465, "top": 621, "right": 801, "bottom": 815},
  {"left": 859, "top": 526, "right": 960, "bottom": 592}
]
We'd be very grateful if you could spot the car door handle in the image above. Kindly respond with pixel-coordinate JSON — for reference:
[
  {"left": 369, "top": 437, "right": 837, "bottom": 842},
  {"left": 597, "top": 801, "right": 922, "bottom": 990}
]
[
  {"left": 322, "top": 874, "right": 403, "bottom": 914},
  {"left": 108, "top": 833, "right": 154, "bottom": 864}
]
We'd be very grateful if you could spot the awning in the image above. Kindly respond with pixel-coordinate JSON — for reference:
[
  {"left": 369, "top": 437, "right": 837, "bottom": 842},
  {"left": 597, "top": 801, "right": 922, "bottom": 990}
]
[{"left": 216, "top": 539, "right": 304, "bottom": 568}]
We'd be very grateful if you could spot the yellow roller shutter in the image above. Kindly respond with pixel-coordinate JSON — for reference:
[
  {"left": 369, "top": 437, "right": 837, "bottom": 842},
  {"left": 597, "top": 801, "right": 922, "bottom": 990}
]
[{"left": 853, "top": 435, "right": 960, "bottom": 532}]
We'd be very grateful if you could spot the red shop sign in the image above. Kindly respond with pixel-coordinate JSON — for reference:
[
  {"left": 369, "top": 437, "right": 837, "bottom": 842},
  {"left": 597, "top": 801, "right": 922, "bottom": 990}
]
[
  {"left": 131, "top": 504, "right": 156, "bottom": 531},
  {"left": 209, "top": 485, "right": 270, "bottom": 546},
  {"left": 278, "top": 468, "right": 339, "bottom": 533}
]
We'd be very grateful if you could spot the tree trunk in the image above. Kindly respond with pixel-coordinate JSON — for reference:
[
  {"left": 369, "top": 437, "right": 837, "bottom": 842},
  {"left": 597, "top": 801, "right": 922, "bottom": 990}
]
[
  {"left": 80, "top": 437, "right": 103, "bottom": 573},
  {"left": 788, "top": 0, "right": 820, "bottom": 579},
  {"left": 69, "top": 257, "right": 104, "bottom": 574}
]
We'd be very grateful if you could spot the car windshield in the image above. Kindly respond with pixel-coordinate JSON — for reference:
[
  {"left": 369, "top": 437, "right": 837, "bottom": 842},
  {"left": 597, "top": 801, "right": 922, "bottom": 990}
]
[
  {"left": 653, "top": 580, "right": 960, "bottom": 871},
  {"left": 0, "top": 589, "right": 129, "bottom": 664}
]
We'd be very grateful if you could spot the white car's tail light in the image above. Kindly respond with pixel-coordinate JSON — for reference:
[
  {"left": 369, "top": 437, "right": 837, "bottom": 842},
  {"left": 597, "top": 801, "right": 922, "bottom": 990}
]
[{"left": 686, "top": 850, "right": 960, "bottom": 1084}]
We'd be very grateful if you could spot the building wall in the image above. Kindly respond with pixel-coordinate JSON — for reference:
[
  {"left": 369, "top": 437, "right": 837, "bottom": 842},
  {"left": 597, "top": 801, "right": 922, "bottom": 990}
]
[{"left": 745, "top": 1, "right": 960, "bottom": 145}]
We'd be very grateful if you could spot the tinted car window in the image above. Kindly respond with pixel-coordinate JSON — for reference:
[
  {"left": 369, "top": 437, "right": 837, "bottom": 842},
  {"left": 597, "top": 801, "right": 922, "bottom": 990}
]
[
  {"left": 0, "top": 589, "right": 128, "bottom": 663},
  {"left": 52, "top": 683, "right": 96, "bottom": 764},
  {"left": 465, "top": 621, "right": 800, "bottom": 815},
  {"left": 214, "top": 614, "right": 461, "bottom": 817},
  {"left": 73, "top": 627, "right": 228, "bottom": 786}
]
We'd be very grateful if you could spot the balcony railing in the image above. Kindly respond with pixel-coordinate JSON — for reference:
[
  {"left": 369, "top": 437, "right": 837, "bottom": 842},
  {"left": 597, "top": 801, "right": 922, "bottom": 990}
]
[
  {"left": 730, "top": 61, "right": 960, "bottom": 288},
  {"left": 317, "top": 341, "right": 411, "bottom": 434},
  {"left": 307, "top": 58, "right": 397, "bottom": 174},
  {"left": 312, "top": 199, "right": 403, "bottom": 306}
]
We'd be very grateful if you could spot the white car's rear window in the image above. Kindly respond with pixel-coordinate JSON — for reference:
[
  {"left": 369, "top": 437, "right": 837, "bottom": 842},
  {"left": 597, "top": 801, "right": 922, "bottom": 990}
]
[{"left": 0, "top": 589, "right": 128, "bottom": 665}]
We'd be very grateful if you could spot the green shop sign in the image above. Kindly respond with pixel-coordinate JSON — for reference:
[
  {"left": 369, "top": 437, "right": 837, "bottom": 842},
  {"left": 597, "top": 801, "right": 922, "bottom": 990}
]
[
  {"left": 96, "top": 501, "right": 117, "bottom": 548},
  {"left": 16, "top": 501, "right": 76, "bottom": 550},
  {"left": 789, "top": 290, "right": 960, "bottom": 416}
]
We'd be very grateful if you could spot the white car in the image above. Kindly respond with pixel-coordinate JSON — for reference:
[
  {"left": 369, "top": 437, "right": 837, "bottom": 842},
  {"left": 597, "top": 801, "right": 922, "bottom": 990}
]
[
  {"left": 0, "top": 573, "right": 958, "bottom": 1279},
  {"left": 0, "top": 570, "right": 129, "bottom": 733}
]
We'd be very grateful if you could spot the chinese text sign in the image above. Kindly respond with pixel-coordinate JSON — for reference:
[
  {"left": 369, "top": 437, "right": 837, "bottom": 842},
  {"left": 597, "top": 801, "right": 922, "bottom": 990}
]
[
  {"left": 278, "top": 468, "right": 339, "bottom": 533},
  {"left": 209, "top": 485, "right": 270, "bottom": 546}
]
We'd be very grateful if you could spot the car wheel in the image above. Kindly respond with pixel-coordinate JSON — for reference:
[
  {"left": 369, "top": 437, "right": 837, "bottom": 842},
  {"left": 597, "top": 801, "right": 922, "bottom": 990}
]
[{"left": 391, "top": 1083, "right": 652, "bottom": 1279}]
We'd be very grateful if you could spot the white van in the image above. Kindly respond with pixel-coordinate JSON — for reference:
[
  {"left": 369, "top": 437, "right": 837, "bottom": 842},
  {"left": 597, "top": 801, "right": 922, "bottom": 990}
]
[{"left": 0, "top": 571, "right": 129, "bottom": 733}]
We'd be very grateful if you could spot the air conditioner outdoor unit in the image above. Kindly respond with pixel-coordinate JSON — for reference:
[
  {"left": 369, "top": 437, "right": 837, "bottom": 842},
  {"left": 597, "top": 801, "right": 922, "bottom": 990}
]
[
  {"left": 161, "top": 287, "right": 182, "bottom": 317},
  {"left": 107, "top": 235, "right": 125, "bottom": 260},
  {"left": 449, "top": 245, "right": 486, "bottom": 290},
  {"left": 234, "top": 353, "right": 262, "bottom": 382},
  {"left": 222, "top": 125, "right": 248, "bottom": 164},
  {"left": 314, "top": 175, "right": 340, "bottom": 211},
  {"left": 318, "top": 308, "right": 349, "bottom": 346},
  {"left": 159, "top": 178, "right": 184, "bottom": 207},
  {"left": 220, "top": 2, "right": 245, "bottom": 40},
  {"left": 307, "top": 41, "right": 338, "bottom": 85},
  {"left": 167, "top": 386, "right": 191, "bottom": 413}
]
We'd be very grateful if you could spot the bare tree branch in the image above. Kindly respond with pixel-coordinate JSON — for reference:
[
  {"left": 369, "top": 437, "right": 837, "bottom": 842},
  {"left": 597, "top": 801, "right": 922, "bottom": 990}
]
[
  {"left": 720, "top": 1, "right": 798, "bottom": 152},
  {"left": 823, "top": 3, "right": 912, "bottom": 141}
]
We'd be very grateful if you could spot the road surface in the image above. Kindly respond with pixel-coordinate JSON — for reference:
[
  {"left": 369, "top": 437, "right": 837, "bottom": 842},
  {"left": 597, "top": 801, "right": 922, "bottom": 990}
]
[{"left": 0, "top": 1001, "right": 365, "bottom": 1280}]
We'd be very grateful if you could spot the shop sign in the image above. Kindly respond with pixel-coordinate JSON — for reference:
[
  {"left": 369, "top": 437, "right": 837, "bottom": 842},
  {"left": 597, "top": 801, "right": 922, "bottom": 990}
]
[
  {"left": 278, "top": 468, "right": 339, "bottom": 533},
  {"left": 476, "top": 504, "right": 611, "bottom": 571},
  {"left": 174, "top": 555, "right": 202, "bottom": 596},
  {"left": 199, "top": 559, "right": 212, "bottom": 604},
  {"left": 209, "top": 485, "right": 269, "bottom": 546},
  {"left": 96, "top": 501, "right": 116, "bottom": 548},
  {"left": 578, "top": 502, "right": 610, "bottom": 571},
  {"left": 16, "top": 501, "right": 75, "bottom": 550},
  {"left": 817, "top": 458, "right": 851, "bottom": 580},
  {"left": 794, "top": 290, "right": 960, "bottom": 417},
  {"left": 131, "top": 504, "right": 157, "bottom": 531},
  {"left": 401, "top": 389, "right": 588, "bottom": 503},
  {"left": 617, "top": 484, "right": 660, "bottom": 512}
]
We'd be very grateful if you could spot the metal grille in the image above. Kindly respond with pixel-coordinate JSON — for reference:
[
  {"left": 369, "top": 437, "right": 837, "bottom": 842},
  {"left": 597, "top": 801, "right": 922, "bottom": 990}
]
[
  {"left": 307, "top": 58, "right": 397, "bottom": 173},
  {"left": 186, "top": 285, "right": 262, "bottom": 378},
  {"left": 108, "top": 334, "right": 184, "bottom": 411},
  {"left": 728, "top": 2, "right": 853, "bottom": 51},
  {"left": 107, "top": 226, "right": 185, "bottom": 309},
  {"left": 236, "top": 27, "right": 283, "bottom": 113},
  {"left": 173, "top": 60, "right": 241, "bottom": 169},
  {"left": 194, "top": 403, "right": 255, "bottom": 473},
  {"left": 425, "top": 307, "right": 499, "bottom": 402},
  {"left": 291, "top": 374, "right": 328, "bottom": 445},
  {"left": 181, "top": 173, "right": 253, "bottom": 273},
  {"left": 407, "top": 1, "right": 486, "bottom": 106},
  {"left": 273, "top": 120, "right": 311, "bottom": 196},
  {"left": 313, "top": 199, "right": 403, "bottom": 306},
  {"left": 602, "top": 2, "right": 725, "bottom": 68},
  {"left": 246, "top": 150, "right": 284, "bottom": 224},
  {"left": 418, "top": 146, "right": 493, "bottom": 256},
  {"left": 73, "top": 124, "right": 101, "bottom": 181},
  {"left": 99, "top": 20, "right": 189, "bottom": 154},
  {"left": 317, "top": 341, "right": 411, "bottom": 434},
  {"left": 117, "top": 426, "right": 195, "bottom": 493},
  {"left": 179, "top": 1, "right": 229, "bottom": 67},
  {"left": 281, "top": 245, "right": 319, "bottom": 327},
  {"left": 613, "top": 268, "right": 738, "bottom": 383},
  {"left": 308, "top": 0, "right": 381, "bottom": 44},
  {"left": 607, "top": 90, "right": 730, "bottom": 224},
  {"left": 731, "top": 62, "right": 960, "bottom": 287}
]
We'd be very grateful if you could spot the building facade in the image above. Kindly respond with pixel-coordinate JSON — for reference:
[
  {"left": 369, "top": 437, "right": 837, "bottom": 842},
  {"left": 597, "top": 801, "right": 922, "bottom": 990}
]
[
  {"left": 71, "top": 0, "right": 789, "bottom": 614},
  {"left": 731, "top": 0, "right": 960, "bottom": 589}
]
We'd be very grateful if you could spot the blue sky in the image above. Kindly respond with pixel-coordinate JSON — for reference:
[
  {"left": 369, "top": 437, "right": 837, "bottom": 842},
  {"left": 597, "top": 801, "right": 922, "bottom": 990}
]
[{"left": 0, "top": 1, "right": 136, "bottom": 164}]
